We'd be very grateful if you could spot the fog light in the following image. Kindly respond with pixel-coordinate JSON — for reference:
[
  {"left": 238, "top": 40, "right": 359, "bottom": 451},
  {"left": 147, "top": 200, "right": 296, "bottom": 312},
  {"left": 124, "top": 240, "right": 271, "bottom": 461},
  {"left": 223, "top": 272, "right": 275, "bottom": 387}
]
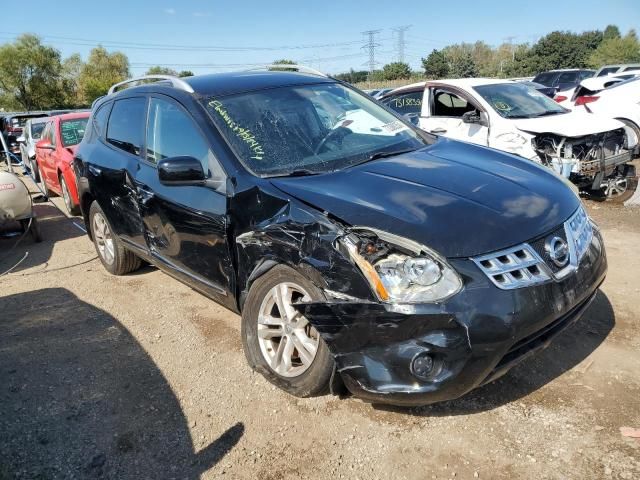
[{"left": 411, "top": 353, "right": 435, "bottom": 380}]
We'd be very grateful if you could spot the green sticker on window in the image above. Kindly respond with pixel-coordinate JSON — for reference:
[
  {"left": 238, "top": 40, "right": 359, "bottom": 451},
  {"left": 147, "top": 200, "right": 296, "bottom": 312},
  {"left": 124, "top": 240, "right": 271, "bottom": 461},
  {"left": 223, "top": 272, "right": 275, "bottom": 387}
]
[{"left": 209, "top": 100, "right": 265, "bottom": 161}]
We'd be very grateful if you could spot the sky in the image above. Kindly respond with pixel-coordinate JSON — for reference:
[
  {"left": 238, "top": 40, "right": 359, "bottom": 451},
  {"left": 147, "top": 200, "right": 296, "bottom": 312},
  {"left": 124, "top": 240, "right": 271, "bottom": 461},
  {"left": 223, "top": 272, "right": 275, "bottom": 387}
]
[{"left": 3, "top": 0, "right": 640, "bottom": 76}]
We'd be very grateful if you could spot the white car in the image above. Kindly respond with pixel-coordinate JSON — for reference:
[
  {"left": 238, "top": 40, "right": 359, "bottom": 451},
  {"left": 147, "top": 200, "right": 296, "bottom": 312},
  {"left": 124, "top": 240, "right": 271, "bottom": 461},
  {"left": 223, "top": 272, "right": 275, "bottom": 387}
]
[
  {"left": 17, "top": 117, "right": 49, "bottom": 180},
  {"left": 571, "top": 77, "right": 640, "bottom": 152},
  {"left": 555, "top": 71, "right": 640, "bottom": 109},
  {"left": 380, "top": 78, "right": 638, "bottom": 202}
]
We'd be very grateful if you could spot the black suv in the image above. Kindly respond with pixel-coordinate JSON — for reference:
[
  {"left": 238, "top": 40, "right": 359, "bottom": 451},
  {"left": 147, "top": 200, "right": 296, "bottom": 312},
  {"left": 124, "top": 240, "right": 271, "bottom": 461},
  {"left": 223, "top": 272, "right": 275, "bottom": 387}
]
[
  {"left": 75, "top": 69, "right": 607, "bottom": 406},
  {"left": 532, "top": 69, "right": 595, "bottom": 91}
]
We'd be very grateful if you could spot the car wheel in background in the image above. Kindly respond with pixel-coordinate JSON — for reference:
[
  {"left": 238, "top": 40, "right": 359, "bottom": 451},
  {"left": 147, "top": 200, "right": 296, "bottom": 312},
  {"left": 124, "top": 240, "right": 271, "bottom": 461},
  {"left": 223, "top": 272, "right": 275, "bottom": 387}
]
[
  {"left": 89, "top": 201, "right": 141, "bottom": 275},
  {"left": 60, "top": 175, "right": 80, "bottom": 215},
  {"left": 241, "top": 264, "right": 334, "bottom": 397},
  {"left": 29, "top": 157, "right": 40, "bottom": 181},
  {"left": 36, "top": 163, "right": 51, "bottom": 198}
]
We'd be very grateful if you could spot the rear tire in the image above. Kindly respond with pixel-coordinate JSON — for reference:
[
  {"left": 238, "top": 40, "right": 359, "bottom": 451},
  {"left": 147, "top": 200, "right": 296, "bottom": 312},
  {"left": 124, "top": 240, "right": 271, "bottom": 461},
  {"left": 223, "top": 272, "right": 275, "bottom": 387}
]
[
  {"left": 89, "top": 201, "right": 141, "bottom": 275},
  {"left": 241, "top": 264, "right": 334, "bottom": 398},
  {"left": 30, "top": 157, "right": 40, "bottom": 181}
]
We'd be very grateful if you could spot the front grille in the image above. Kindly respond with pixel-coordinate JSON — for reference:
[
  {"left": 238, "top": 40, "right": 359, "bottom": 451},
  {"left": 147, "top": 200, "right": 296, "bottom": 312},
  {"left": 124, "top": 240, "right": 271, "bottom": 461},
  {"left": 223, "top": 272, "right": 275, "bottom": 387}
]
[
  {"left": 472, "top": 245, "right": 550, "bottom": 290},
  {"left": 472, "top": 205, "right": 594, "bottom": 290}
]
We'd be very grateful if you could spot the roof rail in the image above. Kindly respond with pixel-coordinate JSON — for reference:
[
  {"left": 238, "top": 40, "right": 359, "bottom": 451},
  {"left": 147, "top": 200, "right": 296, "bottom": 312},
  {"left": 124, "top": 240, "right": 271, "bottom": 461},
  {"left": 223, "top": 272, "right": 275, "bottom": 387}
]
[
  {"left": 244, "top": 64, "right": 328, "bottom": 78},
  {"left": 107, "top": 75, "right": 195, "bottom": 95}
]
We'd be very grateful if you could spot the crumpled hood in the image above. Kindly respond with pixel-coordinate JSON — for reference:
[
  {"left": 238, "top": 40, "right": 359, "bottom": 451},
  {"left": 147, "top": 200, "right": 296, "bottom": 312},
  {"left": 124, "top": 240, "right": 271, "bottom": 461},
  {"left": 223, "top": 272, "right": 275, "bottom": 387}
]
[
  {"left": 514, "top": 110, "right": 624, "bottom": 137},
  {"left": 270, "top": 138, "right": 580, "bottom": 257}
]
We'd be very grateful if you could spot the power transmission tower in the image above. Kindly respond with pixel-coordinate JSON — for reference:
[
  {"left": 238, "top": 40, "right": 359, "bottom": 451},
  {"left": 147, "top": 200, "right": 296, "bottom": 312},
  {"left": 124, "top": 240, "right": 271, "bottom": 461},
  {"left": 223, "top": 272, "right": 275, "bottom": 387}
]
[
  {"left": 361, "top": 30, "right": 381, "bottom": 74},
  {"left": 504, "top": 36, "right": 516, "bottom": 61},
  {"left": 392, "top": 25, "right": 412, "bottom": 63}
]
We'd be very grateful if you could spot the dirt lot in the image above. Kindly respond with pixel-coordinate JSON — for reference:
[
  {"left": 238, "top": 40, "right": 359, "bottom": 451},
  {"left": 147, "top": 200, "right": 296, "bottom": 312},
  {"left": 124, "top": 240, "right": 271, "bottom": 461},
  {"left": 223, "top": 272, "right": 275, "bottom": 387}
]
[{"left": 1, "top": 178, "right": 639, "bottom": 480}]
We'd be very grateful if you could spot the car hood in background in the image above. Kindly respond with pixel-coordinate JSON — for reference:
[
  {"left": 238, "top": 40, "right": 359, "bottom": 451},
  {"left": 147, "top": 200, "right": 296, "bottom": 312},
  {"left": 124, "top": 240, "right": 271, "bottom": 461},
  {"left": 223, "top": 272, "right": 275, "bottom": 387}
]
[
  {"left": 514, "top": 110, "right": 624, "bottom": 137},
  {"left": 270, "top": 139, "right": 580, "bottom": 258}
]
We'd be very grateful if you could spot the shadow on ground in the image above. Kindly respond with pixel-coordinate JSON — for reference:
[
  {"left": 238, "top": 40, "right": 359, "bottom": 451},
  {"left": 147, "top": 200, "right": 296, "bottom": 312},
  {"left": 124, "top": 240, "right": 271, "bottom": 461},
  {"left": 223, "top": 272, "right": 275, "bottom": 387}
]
[
  {"left": 0, "top": 288, "right": 243, "bottom": 479},
  {"left": 373, "top": 290, "right": 615, "bottom": 416}
]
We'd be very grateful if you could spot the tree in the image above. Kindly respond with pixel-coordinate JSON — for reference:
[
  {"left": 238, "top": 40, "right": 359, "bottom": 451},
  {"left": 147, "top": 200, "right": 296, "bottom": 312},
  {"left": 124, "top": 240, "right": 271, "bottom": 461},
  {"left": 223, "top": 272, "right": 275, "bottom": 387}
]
[
  {"left": 604, "top": 25, "right": 621, "bottom": 40},
  {"left": 334, "top": 69, "right": 368, "bottom": 84},
  {"left": 422, "top": 49, "right": 449, "bottom": 79},
  {"left": 448, "top": 52, "right": 478, "bottom": 78},
  {"left": 145, "top": 66, "right": 178, "bottom": 76},
  {"left": 0, "top": 34, "right": 65, "bottom": 110},
  {"left": 79, "top": 47, "right": 130, "bottom": 103},
  {"left": 61, "top": 53, "right": 84, "bottom": 107},
  {"left": 178, "top": 70, "right": 194, "bottom": 77},
  {"left": 273, "top": 59, "right": 295, "bottom": 65},
  {"left": 382, "top": 62, "right": 411, "bottom": 80},
  {"left": 589, "top": 30, "right": 640, "bottom": 67}
]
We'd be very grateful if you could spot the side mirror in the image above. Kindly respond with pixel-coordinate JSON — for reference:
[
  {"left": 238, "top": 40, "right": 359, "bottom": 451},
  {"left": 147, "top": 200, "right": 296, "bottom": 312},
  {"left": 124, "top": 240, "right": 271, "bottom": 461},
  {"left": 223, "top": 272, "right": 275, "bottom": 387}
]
[
  {"left": 36, "top": 140, "right": 55, "bottom": 150},
  {"left": 462, "top": 111, "right": 489, "bottom": 127},
  {"left": 16, "top": 136, "right": 26, "bottom": 143},
  {"left": 158, "top": 156, "right": 206, "bottom": 185}
]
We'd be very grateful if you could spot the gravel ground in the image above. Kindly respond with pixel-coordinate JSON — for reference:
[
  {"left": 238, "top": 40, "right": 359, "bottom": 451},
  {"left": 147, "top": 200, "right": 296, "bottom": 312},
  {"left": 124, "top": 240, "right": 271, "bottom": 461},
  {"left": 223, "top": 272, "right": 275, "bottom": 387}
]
[{"left": 1, "top": 179, "right": 639, "bottom": 480}]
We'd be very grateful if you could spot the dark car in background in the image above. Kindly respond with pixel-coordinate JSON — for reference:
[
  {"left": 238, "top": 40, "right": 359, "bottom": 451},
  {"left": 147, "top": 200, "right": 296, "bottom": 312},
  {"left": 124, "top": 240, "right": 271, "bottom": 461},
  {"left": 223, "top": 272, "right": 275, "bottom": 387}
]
[
  {"left": 1, "top": 112, "right": 49, "bottom": 157},
  {"left": 519, "top": 81, "right": 558, "bottom": 98},
  {"left": 532, "top": 69, "right": 595, "bottom": 91},
  {"left": 74, "top": 69, "right": 606, "bottom": 406}
]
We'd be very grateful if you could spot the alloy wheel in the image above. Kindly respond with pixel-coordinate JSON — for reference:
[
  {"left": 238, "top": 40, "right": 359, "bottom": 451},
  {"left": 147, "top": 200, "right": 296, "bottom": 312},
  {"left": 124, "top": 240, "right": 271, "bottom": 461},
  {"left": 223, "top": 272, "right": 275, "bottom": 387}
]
[
  {"left": 257, "top": 282, "right": 320, "bottom": 378},
  {"left": 61, "top": 178, "right": 73, "bottom": 213},
  {"left": 93, "top": 212, "right": 115, "bottom": 265},
  {"left": 603, "top": 176, "right": 628, "bottom": 199}
]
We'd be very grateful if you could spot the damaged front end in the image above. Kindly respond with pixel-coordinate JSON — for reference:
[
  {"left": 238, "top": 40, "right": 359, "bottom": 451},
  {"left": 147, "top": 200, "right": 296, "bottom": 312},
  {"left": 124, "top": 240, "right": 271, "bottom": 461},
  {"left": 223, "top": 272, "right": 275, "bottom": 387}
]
[
  {"left": 295, "top": 224, "right": 606, "bottom": 406},
  {"left": 532, "top": 128, "right": 636, "bottom": 193}
]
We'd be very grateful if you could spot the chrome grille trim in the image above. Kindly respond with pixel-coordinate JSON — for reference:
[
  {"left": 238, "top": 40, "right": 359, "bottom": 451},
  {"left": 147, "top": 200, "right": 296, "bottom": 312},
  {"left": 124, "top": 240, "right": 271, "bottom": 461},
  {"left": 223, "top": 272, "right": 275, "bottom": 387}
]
[
  {"left": 473, "top": 205, "right": 594, "bottom": 290},
  {"left": 472, "top": 244, "right": 551, "bottom": 290}
]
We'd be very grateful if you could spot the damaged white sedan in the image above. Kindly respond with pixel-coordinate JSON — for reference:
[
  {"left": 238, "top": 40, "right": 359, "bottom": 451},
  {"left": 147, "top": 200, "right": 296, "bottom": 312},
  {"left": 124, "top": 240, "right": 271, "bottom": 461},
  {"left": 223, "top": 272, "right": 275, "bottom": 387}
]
[{"left": 380, "top": 79, "right": 638, "bottom": 202}]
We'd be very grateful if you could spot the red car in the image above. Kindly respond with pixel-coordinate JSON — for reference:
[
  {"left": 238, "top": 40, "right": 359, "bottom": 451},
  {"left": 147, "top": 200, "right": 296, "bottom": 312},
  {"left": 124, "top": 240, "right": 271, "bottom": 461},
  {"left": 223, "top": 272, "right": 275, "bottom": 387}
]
[{"left": 35, "top": 112, "right": 90, "bottom": 215}]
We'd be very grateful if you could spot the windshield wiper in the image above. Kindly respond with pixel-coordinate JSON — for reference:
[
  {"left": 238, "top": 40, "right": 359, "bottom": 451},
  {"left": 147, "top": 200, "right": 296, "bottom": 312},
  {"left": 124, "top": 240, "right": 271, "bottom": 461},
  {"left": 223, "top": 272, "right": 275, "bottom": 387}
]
[
  {"left": 364, "top": 147, "right": 419, "bottom": 163},
  {"left": 530, "top": 111, "right": 565, "bottom": 117},
  {"left": 266, "top": 168, "right": 320, "bottom": 178}
]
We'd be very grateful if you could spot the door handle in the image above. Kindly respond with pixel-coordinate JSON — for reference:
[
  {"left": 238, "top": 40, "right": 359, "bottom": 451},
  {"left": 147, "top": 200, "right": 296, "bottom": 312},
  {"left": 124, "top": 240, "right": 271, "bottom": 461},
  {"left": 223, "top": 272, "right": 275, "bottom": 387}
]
[
  {"left": 430, "top": 128, "right": 447, "bottom": 134},
  {"left": 88, "top": 165, "right": 102, "bottom": 176}
]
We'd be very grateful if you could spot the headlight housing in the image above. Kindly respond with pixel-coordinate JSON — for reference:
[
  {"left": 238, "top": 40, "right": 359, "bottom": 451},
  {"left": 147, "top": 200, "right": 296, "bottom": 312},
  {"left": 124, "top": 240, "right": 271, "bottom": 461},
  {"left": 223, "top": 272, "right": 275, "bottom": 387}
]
[{"left": 340, "top": 229, "right": 462, "bottom": 303}]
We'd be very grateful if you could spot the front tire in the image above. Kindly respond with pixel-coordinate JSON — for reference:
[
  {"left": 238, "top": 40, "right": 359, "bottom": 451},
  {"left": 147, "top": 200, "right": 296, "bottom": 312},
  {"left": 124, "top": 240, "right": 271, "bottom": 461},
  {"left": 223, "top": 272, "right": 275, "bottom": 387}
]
[
  {"left": 89, "top": 201, "right": 141, "bottom": 275},
  {"left": 241, "top": 265, "right": 334, "bottom": 397},
  {"left": 60, "top": 175, "right": 80, "bottom": 215}
]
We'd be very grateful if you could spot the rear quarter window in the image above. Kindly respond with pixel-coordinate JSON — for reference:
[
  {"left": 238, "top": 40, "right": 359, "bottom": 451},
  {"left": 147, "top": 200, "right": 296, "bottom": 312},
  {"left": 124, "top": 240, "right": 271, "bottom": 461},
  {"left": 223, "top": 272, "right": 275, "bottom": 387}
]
[
  {"left": 106, "top": 98, "right": 146, "bottom": 155},
  {"left": 93, "top": 102, "right": 113, "bottom": 138}
]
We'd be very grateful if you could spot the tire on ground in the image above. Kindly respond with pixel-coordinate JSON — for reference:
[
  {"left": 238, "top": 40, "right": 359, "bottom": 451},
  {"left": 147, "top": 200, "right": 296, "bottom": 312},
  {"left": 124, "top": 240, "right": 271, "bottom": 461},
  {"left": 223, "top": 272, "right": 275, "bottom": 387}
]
[
  {"left": 89, "top": 200, "right": 141, "bottom": 275},
  {"left": 241, "top": 264, "right": 334, "bottom": 397}
]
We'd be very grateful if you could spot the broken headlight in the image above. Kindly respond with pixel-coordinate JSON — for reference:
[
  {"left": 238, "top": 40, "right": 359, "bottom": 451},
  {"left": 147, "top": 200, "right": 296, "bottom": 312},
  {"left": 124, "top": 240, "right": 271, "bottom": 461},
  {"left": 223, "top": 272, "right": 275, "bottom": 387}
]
[{"left": 340, "top": 230, "right": 462, "bottom": 303}]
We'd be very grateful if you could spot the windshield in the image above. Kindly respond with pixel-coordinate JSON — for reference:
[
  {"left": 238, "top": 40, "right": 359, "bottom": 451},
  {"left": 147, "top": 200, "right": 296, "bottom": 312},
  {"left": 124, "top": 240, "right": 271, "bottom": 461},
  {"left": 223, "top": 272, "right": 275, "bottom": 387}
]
[
  {"left": 474, "top": 83, "right": 568, "bottom": 119},
  {"left": 60, "top": 118, "right": 89, "bottom": 147},
  {"left": 205, "top": 83, "right": 430, "bottom": 177}
]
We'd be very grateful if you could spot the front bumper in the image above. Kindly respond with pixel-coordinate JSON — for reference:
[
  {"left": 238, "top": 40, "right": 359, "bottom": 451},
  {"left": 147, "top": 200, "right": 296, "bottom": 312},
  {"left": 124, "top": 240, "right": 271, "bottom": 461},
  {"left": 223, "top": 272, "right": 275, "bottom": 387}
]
[{"left": 296, "top": 229, "right": 607, "bottom": 406}]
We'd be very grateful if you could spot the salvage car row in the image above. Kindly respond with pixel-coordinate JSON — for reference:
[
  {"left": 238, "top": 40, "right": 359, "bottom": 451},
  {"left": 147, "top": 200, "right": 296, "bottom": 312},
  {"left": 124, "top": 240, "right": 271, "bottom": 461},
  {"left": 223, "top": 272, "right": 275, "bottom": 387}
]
[
  {"left": 378, "top": 70, "right": 640, "bottom": 203},
  {"left": 21, "top": 66, "right": 603, "bottom": 408},
  {"left": 2, "top": 109, "right": 90, "bottom": 215}
]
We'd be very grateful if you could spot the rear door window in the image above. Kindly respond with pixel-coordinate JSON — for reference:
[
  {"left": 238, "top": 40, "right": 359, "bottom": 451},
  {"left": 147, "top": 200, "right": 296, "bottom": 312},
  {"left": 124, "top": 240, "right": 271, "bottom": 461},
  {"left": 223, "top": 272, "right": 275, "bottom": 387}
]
[
  {"left": 597, "top": 67, "right": 619, "bottom": 77},
  {"left": 107, "top": 98, "right": 146, "bottom": 155}
]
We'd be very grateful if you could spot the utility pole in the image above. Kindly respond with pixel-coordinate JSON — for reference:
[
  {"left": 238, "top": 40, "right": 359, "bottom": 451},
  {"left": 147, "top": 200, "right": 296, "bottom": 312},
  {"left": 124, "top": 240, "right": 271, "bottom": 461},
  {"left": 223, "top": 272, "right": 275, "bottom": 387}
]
[
  {"left": 392, "top": 25, "right": 412, "bottom": 63},
  {"left": 361, "top": 29, "right": 381, "bottom": 75},
  {"left": 504, "top": 36, "right": 516, "bottom": 62}
]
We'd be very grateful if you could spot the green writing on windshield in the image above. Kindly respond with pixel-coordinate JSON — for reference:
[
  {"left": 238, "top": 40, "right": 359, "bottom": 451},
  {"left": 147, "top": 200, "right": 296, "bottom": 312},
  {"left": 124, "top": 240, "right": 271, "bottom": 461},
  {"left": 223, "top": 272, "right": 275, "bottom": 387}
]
[
  {"left": 60, "top": 119, "right": 88, "bottom": 147},
  {"left": 208, "top": 100, "right": 265, "bottom": 161}
]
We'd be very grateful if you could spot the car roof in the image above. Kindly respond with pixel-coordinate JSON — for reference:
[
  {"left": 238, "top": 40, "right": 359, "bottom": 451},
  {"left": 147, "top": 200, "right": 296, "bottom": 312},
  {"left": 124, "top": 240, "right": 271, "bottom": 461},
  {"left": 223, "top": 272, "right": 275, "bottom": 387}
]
[
  {"left": 540, "top": 68, "right": 594, "bottom": 73},
  {"left": 51, "top": 112, "right": 91, "bottom": 122},
  {"left": 181, "top": 71, "right": 334, "bottom": 97},
  {"left": 382, "top": 78, "right": 518, "bottom": 96}
]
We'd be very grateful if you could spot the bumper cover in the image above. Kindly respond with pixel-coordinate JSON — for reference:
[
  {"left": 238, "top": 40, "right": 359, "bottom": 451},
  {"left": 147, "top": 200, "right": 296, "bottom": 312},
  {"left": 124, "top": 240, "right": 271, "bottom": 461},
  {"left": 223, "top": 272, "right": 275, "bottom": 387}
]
[{"left": 296, "top": 229, "right": 607, "bottom": 406}]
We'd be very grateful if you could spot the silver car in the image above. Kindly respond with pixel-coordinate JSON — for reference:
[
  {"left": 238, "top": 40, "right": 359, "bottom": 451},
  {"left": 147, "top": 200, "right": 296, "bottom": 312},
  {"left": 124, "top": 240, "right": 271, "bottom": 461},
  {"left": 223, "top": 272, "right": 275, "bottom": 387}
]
[{"left": 18, "top": 117, "right": 49, "bottom": 180}]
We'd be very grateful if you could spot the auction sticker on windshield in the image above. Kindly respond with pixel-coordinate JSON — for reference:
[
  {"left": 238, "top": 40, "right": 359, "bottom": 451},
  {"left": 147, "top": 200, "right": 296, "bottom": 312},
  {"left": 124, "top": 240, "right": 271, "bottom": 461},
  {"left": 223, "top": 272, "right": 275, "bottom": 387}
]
[{"left": 381, "top": 120, "right": 409, "bottom": 134}]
